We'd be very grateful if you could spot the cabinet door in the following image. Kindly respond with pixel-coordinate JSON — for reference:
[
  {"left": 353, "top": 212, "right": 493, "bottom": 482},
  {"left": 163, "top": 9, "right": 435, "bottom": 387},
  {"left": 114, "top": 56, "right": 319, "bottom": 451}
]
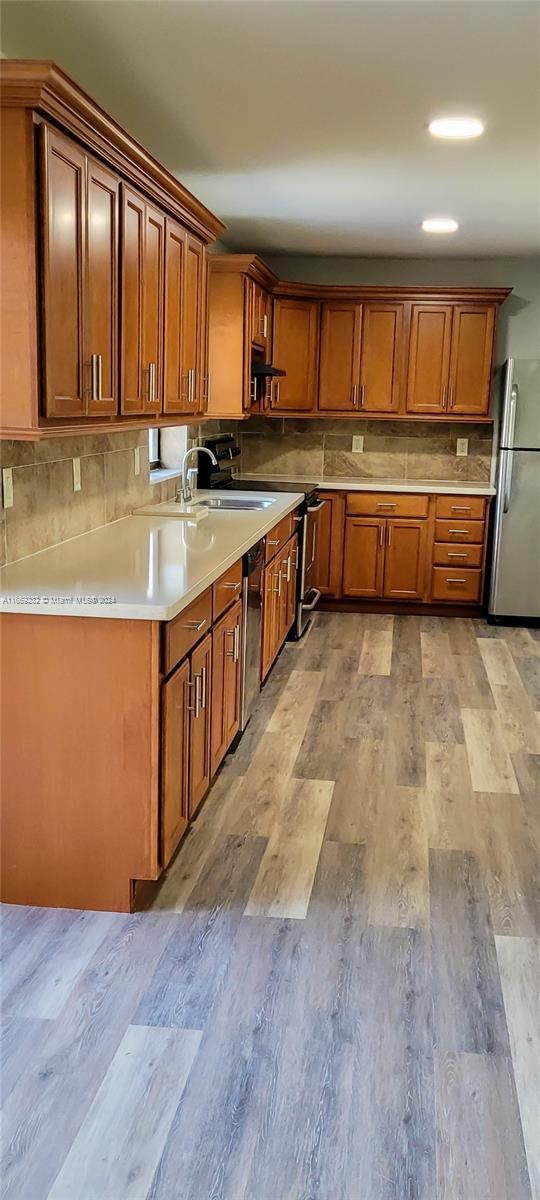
[
  {"left": 163, "top": 218, "right": 187, "bottom": 414},
  {"left": 86, "top": 157, "right": 119, "bottom": 416},
  {"left": 383, "top": 519, "right": 428, "bottom": 600},
  {"left": 406, "top": 304, "right": 453, "bottom": 414},
  {"left": 342, "top": 517, "right": 385, "bottom": 597},
  {"left": 286, "top": 535, "right": 299, "bottom": 630},
  {"left": 211, "top": 599, "right": 242, "bottom": 777},
  {"left": 142, "top": 204, "right": 165, "bottom": 414},
  {"left": 161, "top": 658, "right": 189, "bottom": 867},
  {"left": 121, "top": 187, "right": 145, "bottom": 414},
  {"left": 251, "top": 281, "right": 264, "bottom": 350},
  {"left": 261, "top": 563, "right": 281, "bottom": 680},
  {"left": 448, "top": 304, "right": 495, "bottom": 415},
  {"left": 312, "top": 493, "right": 346, "bottom": 597},
  {"left": 260, "top": 288, "right": 272, "bottom": 362},
  {"left": 318, "top": 302, "right": 362, "bottom": 411},
  {"left": 182, "top": 234, "right": 206, "bottom": 413},
  {"left": 271, "top": 298, "right": 319, "bottom": 411},
  {"left": 189, "top": 634, "right": 212, "bottom": 818},
  {"left": 41, "top": 126, "right": 86, "bottom": 418},
  {"left": 359, "top": 302, "right": 404, "bottom": 414}
]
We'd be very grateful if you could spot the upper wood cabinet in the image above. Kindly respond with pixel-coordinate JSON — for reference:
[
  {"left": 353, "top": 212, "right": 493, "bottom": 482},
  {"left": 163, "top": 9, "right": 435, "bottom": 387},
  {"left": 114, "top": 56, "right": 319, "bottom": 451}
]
[
  {"left": 0, "top": 61, "right": 224, "bottom": 439},
  {"left": 271, "top": 298, "right": 319, "bottom": 411},
  {"left": 406, "top": 302, "right": 495, "bottom": 417},
  {"left": 207, "top": 255, "right": 278, "bottom": 418},
  {"left": 448, "top": 304, "right": 495, "bottom": 415},
  {"left": 251, "top": 280, "right": 272, "bottom": 360},
  {"left": 41, "top": 126, "right": 119, "bottom": 419},
  {"left": 318, "top": 302, "right": 361, "bottom": 411}
]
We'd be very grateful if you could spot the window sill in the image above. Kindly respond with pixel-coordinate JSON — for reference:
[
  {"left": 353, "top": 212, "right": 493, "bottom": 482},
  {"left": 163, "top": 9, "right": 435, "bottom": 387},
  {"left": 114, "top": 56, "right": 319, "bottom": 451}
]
[{"left": 149, "top": 467, "right": 183, "bottom": 485}]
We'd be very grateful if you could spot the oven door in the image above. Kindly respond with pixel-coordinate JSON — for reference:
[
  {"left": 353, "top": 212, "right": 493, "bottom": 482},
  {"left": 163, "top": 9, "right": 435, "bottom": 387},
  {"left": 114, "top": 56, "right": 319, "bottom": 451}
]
[{"left": 298, "top": 498, "right": 325, "bottom": 634}]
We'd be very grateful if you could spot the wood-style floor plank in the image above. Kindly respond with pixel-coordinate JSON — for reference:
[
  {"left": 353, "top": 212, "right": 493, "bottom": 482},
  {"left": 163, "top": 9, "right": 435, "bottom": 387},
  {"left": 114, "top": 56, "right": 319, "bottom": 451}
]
[
  {"left": 326, "top": 737, "right": 385, "bottom": 843},
  {"left": 365, "top": 785, "right": 429, "bottom": 929},
  {"left": 435, "top": 1050, "right": 532, "bottom": 1200},
  {"left": 136, "top": 834, "right": 266, "bottom": 1029},
  {"left": 462, "top": 707, "right": 520, "bottom": 794},
  {"left": 479, "top": 638, "right": 540, "bottom": 754},
  {"left": 496, "top": 936, "right": 540, "bottom": 1200},
  {"left": 475, "top": 793, "right": 540, "bottom": 937},
  {"left": 47, "top": 1024, "right": 201, "bottom": 1200},
  {"left": 244, "top": 778, "right": 334, "bottom": 919},
  {"left": 0, "top": 914, "right": 176, "bottom": 1200},
  {"left": 359, "top": 624, "right": 394, "bottom": 676},
  {"left": 420, "top": 629, "right": 457, "bottom": 678},
  {"left": 229, "top": 729, "right": 305, "bottom": 836},
  {"left": 424, "top": 741, "right": 477, "bottom": 851},
  {"left": 16, "top": 910, "right": 115, "bottom": 1020},
  {"left": 430, "top": 848, "right": 510, "bottom": 1054}
]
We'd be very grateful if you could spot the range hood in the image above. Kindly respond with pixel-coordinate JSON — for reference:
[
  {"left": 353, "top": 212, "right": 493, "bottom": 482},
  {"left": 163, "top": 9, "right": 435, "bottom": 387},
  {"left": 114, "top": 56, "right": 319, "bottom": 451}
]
[{"left": 251, "top": 360, "right": 287, "bottom": 378}]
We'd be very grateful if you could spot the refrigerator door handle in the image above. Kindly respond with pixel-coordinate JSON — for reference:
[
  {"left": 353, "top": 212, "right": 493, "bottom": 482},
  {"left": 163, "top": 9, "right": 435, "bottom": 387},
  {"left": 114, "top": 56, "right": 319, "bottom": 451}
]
[
  {"left": 503, "top": 449, "right": 514, "bottom": 513},
  {"left": 500, "top": 359, "right": 518, "bottom": 448}
]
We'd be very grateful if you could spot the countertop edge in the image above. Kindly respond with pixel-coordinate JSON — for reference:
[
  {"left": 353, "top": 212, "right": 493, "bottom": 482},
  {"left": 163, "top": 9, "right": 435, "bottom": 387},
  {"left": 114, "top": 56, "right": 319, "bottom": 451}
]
[{"left": 237, "top": 473, "right": 496, "bottom": 496}]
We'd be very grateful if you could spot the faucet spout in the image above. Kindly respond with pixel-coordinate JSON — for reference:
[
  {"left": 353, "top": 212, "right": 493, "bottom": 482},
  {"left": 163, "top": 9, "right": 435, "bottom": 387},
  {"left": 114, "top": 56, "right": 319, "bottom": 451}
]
[{"left": 177, "top": 445, "right": 218, "bottom": 504}]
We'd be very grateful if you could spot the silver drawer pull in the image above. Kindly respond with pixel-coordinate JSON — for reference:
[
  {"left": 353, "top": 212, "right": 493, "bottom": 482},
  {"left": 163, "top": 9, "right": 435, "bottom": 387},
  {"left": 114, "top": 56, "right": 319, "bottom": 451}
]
[
  {"left": 267, "top": 538, "right": 280, "bottom": 547},
  {"left": 225, "top": 628, "right": 236, "bottom": 658},
  {"left": 187, "top": 674, "right": 201, "bottom": 717},
  {"left": 148, "top": 362, "right": 156, "bottom": 404},
  {"left": 200, "top": 665, "right": 207, "bottom": 709},
  {"left": 182, "top": 617, "right": 207, "bottom": 631},
  {"left": 234, "top": 624, "right": 240, "bottom": 662},
  {"left": 272, "top": 573, "right": 281, "bottom": 596},
  {"left": 446, "top": 577, "right": 467, "bottom": 584},
  {"left": 221, "top": 581, "right": 240, "bottom": 590},
  {"left": 448, "top": 529, "right": 470, "bottom": 535},
  {"left": 450, "top": 505, "right": 471, "bottom": 512},
  {"left": 377, "top": 502, "right": 397, "bottom": 509},
  {"left": 447, "top": 552, "right": 468, "bottom": 559}
]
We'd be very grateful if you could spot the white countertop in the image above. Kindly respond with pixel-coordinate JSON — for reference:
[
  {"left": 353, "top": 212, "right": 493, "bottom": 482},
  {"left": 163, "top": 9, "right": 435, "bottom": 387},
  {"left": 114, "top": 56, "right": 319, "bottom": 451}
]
[
  {"left": 0, "top": 491, "right": 303, "bottom": 621},
  {"left": 238, "top": 473, "right": 496, "bottom": 497}
]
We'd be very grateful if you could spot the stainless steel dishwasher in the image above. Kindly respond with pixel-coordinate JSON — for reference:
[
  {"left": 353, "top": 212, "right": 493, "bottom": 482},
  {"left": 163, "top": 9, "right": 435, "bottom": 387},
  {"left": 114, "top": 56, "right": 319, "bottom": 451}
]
[{"left": 240, "top": 539, "right": 265, "bottom": 730}]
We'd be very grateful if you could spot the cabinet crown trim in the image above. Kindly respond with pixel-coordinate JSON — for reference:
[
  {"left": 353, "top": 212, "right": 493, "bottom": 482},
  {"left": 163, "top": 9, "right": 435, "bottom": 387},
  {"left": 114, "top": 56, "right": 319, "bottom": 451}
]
[
  {"left": 271, "top": 282, "right": 512, "bottom": 304},
  {"left": 209, "top": 253, "right": 279, "bottom": 291},
  {"left": 0, "top": 59, "right": 226, "bottom": 243}
]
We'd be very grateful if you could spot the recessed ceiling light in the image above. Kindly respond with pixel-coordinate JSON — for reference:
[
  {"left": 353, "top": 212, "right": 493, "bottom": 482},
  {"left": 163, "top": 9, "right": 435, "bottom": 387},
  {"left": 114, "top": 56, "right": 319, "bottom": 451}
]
[
  {"left": 429, "top": 116, "right": 484, "bottom": 139},
  {"left": 422, "top": 217, "right": 459, "bottom": 233}
]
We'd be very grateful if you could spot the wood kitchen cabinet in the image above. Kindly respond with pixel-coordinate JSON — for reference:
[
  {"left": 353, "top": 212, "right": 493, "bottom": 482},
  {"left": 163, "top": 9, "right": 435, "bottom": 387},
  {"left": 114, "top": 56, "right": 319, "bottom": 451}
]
[
  {"left": 41, "top": 126, "right": 119, "bottom": 419},
  {"left": 383, "top": 519, "right": 428, "bottom": 600},
  {"left": 251, "top": 280, "right": 272, "bottom": 360},
  {"left": 121, "top": 187, "right": 164, "bottom": 415},
  {"left": 207, "top": 255, "right": 278, "bottom": 418},
  {"left": 343, "top": 518, "right": 385, "bottom": 597},
  {"left": 163, "top": 218, "right": 187, "bottom": 414},
  {"left": 318, "top": 302, "right": 362, "bottom": 411},
  {"left": 312, "top": 492, "right": 346, "bottom": 597},
  {"left": 161, "top": 658, "right": 190, "bottom": 867},
  {"left": 271, "top": 297, "right": 319, "bottom": 411},
  {"left": 407, "top": 302, "right": 495, "bottom": 417},
  {"left": 188, "top": 633, "right": 212, "bottom": 818},
  {"left": 261, "top": 527, "right": 298, "bottom": 680},
  {"left": 211, "top": 598, "right": 242, "bottom": 777},
  {"left": 318, "top": 301, "right": 404, "bottom": 414}
]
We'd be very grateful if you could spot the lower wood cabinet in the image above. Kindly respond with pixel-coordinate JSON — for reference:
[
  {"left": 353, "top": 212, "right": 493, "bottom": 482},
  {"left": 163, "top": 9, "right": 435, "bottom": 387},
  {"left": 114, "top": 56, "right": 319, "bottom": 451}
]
[
  {"left": 343, "top": 517, "right": 385, "bottom": 597},
  {"left": 261, "top": 533, "right": 298, "bottom": 680},
  {"left": 161, "top": 658, "right": 190, "bottom": 867},
  {"left": 313, "top": 492, "right": 346, "bottom": 597},
  {"left": 211, "top": 598, "right": 242, "bottom": 777},
  {"left": 383, "top": 519, "right": 428, "bottom": 600},
  {"left": 189, "top": 633, "right": 212, "bottom": 819}
]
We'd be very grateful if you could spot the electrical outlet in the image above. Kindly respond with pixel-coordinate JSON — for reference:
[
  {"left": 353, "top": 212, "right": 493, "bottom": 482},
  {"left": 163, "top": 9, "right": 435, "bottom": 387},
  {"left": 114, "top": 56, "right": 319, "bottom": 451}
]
[
  {"left": 456, "top": 438, "right": 469, "bottom": 457},
  {"left": 73, "top": 457, "right": 81, "bottom": 492},
  {"left": 352, "top": 435, "right": 364, "bottom": 453},
  {"left": 134, "top": 447, "right": 141, "bottom": 476},
  {"left": 2, "top": 467, "right": 14, "bottom": 509}
]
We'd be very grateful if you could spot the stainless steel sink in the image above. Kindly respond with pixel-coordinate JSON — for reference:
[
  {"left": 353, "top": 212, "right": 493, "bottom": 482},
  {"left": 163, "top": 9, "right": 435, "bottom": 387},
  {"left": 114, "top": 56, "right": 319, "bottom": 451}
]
[{"left": 193, "top": 497, "right": 274, "bottom": 511}]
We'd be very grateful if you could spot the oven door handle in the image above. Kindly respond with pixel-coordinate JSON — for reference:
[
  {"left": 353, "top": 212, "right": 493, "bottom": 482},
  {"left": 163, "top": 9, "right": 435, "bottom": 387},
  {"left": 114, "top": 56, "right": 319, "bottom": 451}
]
[
  {"left": 307, "top": 500, "right": 326, "bottom": 512},
  {"left": 302, "top": 587, "right": 321, "bottom": 612}
]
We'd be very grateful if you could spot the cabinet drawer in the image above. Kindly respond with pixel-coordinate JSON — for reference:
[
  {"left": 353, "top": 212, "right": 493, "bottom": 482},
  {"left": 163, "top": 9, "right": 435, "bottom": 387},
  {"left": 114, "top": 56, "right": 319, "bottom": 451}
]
[
  {"left": 346, "top": 492, "right": 429, "bottom": 519},
  {"left": 433, "top": 542, "right": 483, "bottom": 567},
  {"left": 431, "top": 567, "right": 482, "bottom": 604},
  {"left": 162, "top": 588, "right": 212, "bottom": 675},
  {"left": 212, "top": 558, "right": 243, "bottom": 621},
  {"left": 434, "top": 519, "right": 485, "bottom": 544},
  {"left": 264, "top": 513, "right": 296, "bottom": 563},
  {"left": 435, "top": 495, "right": 487, "bottom": 520}
]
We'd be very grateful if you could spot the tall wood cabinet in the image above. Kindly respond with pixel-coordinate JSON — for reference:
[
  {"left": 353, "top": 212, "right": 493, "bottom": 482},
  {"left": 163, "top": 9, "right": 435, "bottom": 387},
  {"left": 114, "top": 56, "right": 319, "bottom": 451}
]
[{"left": 0, "top": 60, "right": 224, "bottom": 439}]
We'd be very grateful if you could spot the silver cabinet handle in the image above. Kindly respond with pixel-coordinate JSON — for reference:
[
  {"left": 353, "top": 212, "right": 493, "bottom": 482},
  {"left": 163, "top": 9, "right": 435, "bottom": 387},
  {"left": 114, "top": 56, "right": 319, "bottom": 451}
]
[
  {"left": 448, "top": 384, "right": 455, "bottom": 409},
  {"left": 225, "top": 628, "right": 235, "bottom": 658},
  {"left": 387, "top": 524, "right": 392, "bottom": 547},
  {"left": 282, "top": 554, "right": 291, "bottom": 583},
  {"left": 221, "top": 581, "right": 241, "bottom": 591},
  {"left": 352, "top": 384, "right": 358, "bottom": 407},
  {"left": 447, "top": 552, "right": 468, "bottom": 559},
  {"left": 360, "top": 383, "right": 366, "bottom": 408},
  {"left": 250, "top": 377, "right": 257, "bottom": 407},
  {"left": 293, "top": 513, "right": 303, "bottom": 524},
  {"left": 188, "top": 673, "right": 201, "bottom": 717},
  {"left": 189, "top": 368, "right": 196, "bottom": 404},
  {"left": 446, "top": 577, "right": 467, "bottom": 584},
  {"left": 448, "top": 528, "right": 469, "bottom": 535},
  {"left": 272, "top": 573, "right": 281, "bottom": 596},
  {"left": 200, "top": 664, "right": 207, "bottom": 709},
  {"left": 202, "top": 374, "right": 211, "bottom": 406},
  {"left": 182, "top": 617, "right": 207, "bottom": 632},
  {"left": 441, "top": 384, "right": 447, "bottom": 409},
  {"left": 379, "top": 524, "right": 384, "bottom": 547},
  {"left": 274, "top": 381, "right": 280, "bottom": 406},
  {"left": 377, "top": 502, "right": 397, "bottom": 509},
  {"left": 307, "top": 500, "right": 326, "bottom": 513},
  {"left": 262, "top": 314, "right": 268, "bottom": 337},
  {"left": 90, "top": 354, "right": 99, "bottom": 402},
  {"left": 96, "top": 354, "right": 103, "bottom": 402},
  {"left": 234, "top": 624, "right": 240, "bottom": 662},
  {"left": 450, "top": 505, "right": 471, "bottom": 513},
  {"left": 148, "top": 362, "right": 156, "bottom": 404},
  {"left": 267, "top": 538, "right": 280, "bottom": 547}
]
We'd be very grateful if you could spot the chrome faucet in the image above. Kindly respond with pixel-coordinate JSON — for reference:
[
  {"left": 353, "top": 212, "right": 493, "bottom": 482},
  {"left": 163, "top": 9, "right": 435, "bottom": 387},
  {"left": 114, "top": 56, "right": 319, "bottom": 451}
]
[{"left": 176, "top": 445, "right": 218, "bottom": 504}]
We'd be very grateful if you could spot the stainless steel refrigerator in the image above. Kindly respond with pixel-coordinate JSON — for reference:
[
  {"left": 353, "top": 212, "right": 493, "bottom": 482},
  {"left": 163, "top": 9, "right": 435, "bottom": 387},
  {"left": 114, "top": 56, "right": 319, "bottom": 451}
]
[{"left": 489, "top": 358, "right": 540, "bottom": 622}]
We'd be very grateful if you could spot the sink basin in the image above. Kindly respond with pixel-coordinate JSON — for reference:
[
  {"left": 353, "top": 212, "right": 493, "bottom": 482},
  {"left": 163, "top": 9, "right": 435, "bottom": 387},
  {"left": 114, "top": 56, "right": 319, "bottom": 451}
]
[{"left": 192, "top": 497, "right": 275, "bottom": 511}]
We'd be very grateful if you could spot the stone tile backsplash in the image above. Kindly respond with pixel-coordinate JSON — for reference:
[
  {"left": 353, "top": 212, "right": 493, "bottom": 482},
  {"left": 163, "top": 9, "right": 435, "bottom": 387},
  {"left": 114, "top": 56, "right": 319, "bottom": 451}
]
[
  {"left": 237, "top": 419, "right": 494, "bottom": 484},
  {"left": 0, "top": 430, "right": 176, "bottom": 566}
]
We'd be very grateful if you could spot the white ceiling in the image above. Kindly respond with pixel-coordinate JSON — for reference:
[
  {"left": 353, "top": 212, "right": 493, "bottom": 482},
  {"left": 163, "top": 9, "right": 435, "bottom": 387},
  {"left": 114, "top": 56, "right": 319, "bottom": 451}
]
[{"left": 2, "top": 0, "right": 539, "bottom": 256}]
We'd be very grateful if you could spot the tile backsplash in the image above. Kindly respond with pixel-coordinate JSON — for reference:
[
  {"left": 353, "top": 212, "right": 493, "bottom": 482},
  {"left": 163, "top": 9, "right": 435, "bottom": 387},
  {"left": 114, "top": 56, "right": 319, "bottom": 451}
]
[
  {"left": 0, "top": 430, "right": 176, "bottom": 566},
  {"left": 235, "top": 418, "right": 494, "bottom": 484}
]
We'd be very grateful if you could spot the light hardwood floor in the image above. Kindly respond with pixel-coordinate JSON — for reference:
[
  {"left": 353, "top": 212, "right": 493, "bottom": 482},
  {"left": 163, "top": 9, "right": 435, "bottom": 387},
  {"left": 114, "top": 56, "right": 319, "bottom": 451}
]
[{"left": 1, "top": 613, "right": 539, "bottom": 1200}]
